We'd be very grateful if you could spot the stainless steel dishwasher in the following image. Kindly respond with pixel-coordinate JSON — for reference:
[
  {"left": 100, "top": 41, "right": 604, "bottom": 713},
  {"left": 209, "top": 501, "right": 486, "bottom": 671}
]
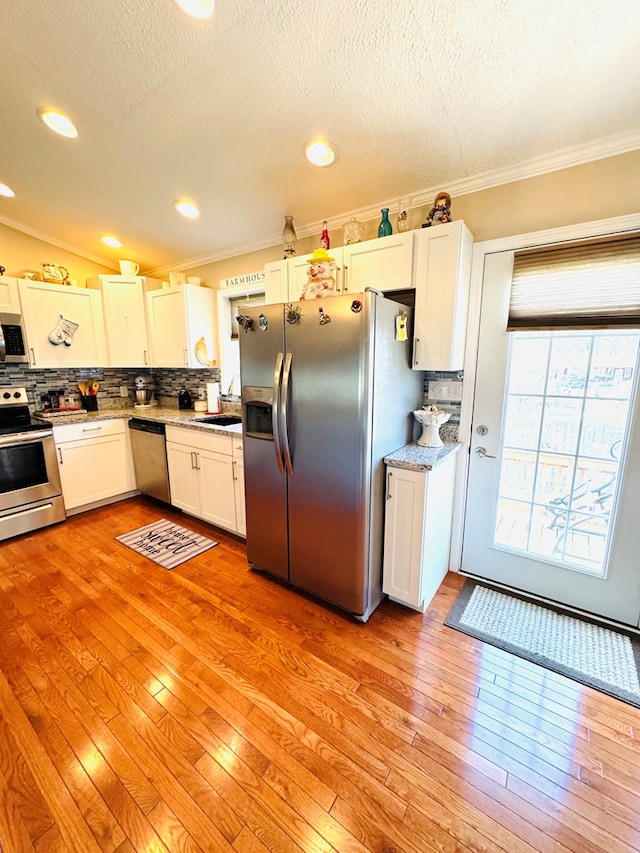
[{"left": 128, "top": 419, "right": 171, "bottom": 503}]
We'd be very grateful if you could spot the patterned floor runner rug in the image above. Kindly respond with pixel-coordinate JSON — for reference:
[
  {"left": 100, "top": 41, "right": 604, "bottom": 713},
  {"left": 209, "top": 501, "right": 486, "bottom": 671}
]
[
  {"left": 445, "top": 578, "right": 640, "bottom": 709},
  {"left": 116, "top": 518, "right": 218, "bottom": 569}
]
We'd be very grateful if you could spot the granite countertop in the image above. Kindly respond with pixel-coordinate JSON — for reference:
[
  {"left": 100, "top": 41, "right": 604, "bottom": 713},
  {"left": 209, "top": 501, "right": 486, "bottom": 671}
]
[
  {"left": 33, "top": 406, "right": 243, "bottom": 437},
  {"left": 384, "top": 441, "right": 462, "bottom": 472}
]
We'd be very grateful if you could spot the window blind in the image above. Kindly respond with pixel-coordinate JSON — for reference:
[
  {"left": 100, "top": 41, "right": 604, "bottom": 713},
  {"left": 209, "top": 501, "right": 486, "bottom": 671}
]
[{"left": 508, "top": 234, "right": 640, "bottom": 330}]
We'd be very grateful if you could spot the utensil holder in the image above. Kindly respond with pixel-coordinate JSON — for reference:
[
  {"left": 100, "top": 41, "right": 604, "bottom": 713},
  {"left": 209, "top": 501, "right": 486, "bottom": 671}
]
[{"left": 81, "top": 394, "right": 98, "bottom": 412}]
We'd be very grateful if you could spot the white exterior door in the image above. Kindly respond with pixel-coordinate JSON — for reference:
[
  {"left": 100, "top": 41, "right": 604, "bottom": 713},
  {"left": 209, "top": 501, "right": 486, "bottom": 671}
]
[{"left": 461, "top": 249, "right": 640, "bottom": 626}]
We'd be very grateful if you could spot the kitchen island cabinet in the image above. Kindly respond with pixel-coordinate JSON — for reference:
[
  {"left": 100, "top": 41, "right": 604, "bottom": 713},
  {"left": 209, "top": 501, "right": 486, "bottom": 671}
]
[
  {"left": 382, "top": 443, "right": 460, "bottom": 612},
  {"left": 86, "top": 275, "right": 162, "bottom": 367},
  {"left": 53, "top": 419, "right": 135, "bottom": 512},
  {"left": 18, "top": 279, "right": 107, "bottom": 368},
  {"left": 166, "top": 425, "right": 243, "bottom": 535}
]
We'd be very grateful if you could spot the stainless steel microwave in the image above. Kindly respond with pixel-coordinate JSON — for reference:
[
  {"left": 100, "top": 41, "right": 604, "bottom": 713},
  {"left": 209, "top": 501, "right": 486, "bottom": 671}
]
[{"left": 0, "top": 312, "right": 29, "bottom": 363}]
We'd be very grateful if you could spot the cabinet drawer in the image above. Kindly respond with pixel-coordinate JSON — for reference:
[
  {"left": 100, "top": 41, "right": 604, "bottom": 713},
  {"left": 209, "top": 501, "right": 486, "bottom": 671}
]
[
  {"left": 165, "top": 424, "right": 233, "bottom": 456},
  {"left": 53, "top": 418, "right": 126, "bottom": 443}
]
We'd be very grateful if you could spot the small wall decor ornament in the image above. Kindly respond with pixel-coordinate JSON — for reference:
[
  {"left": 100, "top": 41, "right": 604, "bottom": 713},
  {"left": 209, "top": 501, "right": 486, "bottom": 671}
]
[
  {"left": 49, "top": 314, "right": 79, "bottom": 346},
  {"left": 41, "top": 263, "right": 70, "bottom": 284},
  {"left": 422, "top": 192, "right": 452, "bottom": 228},
  {"left": 300, "top": 248, "right": 337, "bottom": 300}
]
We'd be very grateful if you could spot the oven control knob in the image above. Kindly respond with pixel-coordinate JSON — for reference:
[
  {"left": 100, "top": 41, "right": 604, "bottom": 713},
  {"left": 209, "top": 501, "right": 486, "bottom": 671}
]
[
  {"left": 12, "top": 391, "right": 21, "bottom": 398},
  {"left": 2, "top": 392, "right": 10, "bottom": 399}
]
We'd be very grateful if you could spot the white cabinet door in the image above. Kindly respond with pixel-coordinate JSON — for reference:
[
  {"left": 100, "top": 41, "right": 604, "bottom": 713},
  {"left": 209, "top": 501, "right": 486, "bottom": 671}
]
[
  {"left": 55, "top": 423, "right": 134, "bottom": 510},
  {"left": 183, "top": 285, "right": 217, "bottom": 369},
  {"left": 343, "top": 232, "right": 414, "bottom": 293},
  {"left": 264, "top": 260, "right": 289, "bottom": 305},
  {"left": 147, "top": 285, "right": 216, "bottom": 368},
  {"left": 383, "top": 467, "right": 427, "bottom": 609},
  {"left": 233, "top": 457, "right": 246, "bottom": 537},
  {"left": 383, "top": 457, "right": 456, "bottom": 612},
  {"left": 166, "top": 441, "right": 201, "bottom": 515},
  {"left": 0, "top": 277, "right": 22, "bottom": 313},
  {"left": 147, "top": 288, "right": 189, "bottom": 367},
  {"left": 412, "top": 221, "right": 474, "bottom": 371},
  {"left": 18, "top": 280, "right": 107, "bottom": 368},
  {"left": 199, "top": 450, "right": 236, "bottom": 530},
  {"left": 86, "top": 276, "right": 162, "bottom": 367}
]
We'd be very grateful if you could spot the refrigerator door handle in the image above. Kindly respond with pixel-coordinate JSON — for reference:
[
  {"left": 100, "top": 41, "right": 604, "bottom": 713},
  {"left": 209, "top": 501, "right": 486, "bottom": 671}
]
[
  {"left": 272, "top": 352, "right": 286, "bottom": 475},
  {"left": 280, "top": 352, "right": 294, "bottom": 476}
]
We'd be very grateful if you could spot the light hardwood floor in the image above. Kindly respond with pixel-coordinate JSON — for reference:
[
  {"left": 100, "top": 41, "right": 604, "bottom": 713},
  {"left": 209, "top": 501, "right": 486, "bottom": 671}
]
[{"left": 1, "top": 497, "right": 640, "bottom": 853}]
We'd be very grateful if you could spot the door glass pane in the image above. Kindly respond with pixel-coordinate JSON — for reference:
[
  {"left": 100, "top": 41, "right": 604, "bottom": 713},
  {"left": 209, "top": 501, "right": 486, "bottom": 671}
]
[{"left": 493, "top": 330, "right": 640, "bottom": 575}]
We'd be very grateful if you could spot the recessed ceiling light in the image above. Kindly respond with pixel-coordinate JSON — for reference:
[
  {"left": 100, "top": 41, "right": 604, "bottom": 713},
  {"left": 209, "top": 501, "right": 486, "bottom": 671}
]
[
  {"left": 174, "top": 199, "right": 200, "bottom": 219},
  {"left": 101, "top": 235, "right": 122, "bottom": 248},
  {"left": 0, "top": 183, "right": 15, "bottom": 198},
  {"left": 37, "top": 107, "right": 78, "bottom": 139},
  {"left": 304, "top": 138, "right": 338, "bottom": 167},
  {"left": 173, "top": 0, "right": 215, "bottom": 20}
]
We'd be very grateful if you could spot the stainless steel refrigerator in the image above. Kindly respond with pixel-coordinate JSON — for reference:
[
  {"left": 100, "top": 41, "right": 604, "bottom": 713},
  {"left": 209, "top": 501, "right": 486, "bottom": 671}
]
[{"left": 238, "top": 290, "right": 422, "bottom": 621}]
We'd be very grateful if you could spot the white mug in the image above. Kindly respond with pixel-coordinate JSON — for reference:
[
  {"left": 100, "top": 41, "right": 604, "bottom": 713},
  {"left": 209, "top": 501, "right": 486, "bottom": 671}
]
[{"left": 119, "top": 260, "right": 140, "bottom": 276}]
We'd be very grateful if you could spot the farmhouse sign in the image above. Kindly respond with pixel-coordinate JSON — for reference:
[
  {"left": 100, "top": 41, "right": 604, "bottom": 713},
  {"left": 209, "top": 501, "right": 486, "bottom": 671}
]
[{"left": 220, "top": 270, "right": 266, "bottom": 289}]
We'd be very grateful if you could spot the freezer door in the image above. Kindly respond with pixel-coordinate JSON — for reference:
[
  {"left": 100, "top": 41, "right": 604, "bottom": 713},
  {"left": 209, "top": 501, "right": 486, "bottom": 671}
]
[
  {"left": 238, "top": 303, "right": 289, "bottom": 579},
  {"left": 284, "top": 293, "right": 374, "bottom": 615}
]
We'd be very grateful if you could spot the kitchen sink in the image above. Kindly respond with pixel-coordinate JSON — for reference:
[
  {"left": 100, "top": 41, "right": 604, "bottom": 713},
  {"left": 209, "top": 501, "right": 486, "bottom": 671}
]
[{"left": 193, "top": 415, "right": 242, "bottom": 426}]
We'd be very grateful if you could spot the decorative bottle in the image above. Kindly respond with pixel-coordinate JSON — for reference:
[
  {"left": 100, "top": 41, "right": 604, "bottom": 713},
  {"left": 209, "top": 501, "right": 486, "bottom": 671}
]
[
  {"left": 378, "top": 208, "right": 392, "bottom": 238},
  {"left": 282, "top": 215, "right": 297, "bottom": 259},
  {"left": 320, "top": 221, "right": 330, "bottom": 250},
  {"left": 397, "top": 196, "right": 411, "bottom": 232}
]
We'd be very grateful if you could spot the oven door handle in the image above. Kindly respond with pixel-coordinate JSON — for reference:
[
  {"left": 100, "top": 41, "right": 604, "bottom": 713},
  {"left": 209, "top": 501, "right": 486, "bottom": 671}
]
[{"left": 0, "top": 430, "right": 53, "bottom": 447}]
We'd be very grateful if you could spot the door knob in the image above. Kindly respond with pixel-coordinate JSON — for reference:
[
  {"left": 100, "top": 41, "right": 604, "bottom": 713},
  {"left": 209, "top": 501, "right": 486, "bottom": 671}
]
[{"left": 475, "top": 446, "right": 497, "bottom": 459}]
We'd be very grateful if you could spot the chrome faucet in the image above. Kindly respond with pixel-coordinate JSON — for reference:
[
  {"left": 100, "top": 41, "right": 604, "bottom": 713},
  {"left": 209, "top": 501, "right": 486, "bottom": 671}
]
[{"left": 227, "top": 373, "right": 241, "bottom": 395}]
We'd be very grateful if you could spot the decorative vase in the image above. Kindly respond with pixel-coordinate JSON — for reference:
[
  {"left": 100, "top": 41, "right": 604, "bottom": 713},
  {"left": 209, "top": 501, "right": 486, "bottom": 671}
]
[
  {"left": 378, "top": 208, "right": 392, "bottom": 238},
  {"left": 343, "top": 217, "right": 363, "bottom": 245},
  {"left": 397, "top": 196, "right": 411, "bottom": 232},
  {"left": 282, "top": 215, "right": 297, "bottom": 259},
  {"left": 413, "top": 405, "right": 451, "bottom": 448}
]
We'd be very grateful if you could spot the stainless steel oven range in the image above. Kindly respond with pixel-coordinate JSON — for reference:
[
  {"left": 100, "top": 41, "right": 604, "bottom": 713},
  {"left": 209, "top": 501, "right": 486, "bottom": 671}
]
[{"left": 0, "top": 387, "right": 66, "bottom": 540}]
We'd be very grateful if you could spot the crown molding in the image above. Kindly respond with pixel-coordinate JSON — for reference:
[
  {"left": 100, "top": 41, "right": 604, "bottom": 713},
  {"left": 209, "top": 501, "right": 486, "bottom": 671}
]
[
  {"left": 6, "top": 129, "right": 640, "bottom": 277},
  {"left": 0, "top": 214, "right": 118, "bottom": 270}
]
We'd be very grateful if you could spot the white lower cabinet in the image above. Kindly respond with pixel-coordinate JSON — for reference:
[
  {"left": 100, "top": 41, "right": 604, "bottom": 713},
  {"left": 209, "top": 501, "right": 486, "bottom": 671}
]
[
  {"left": 232, "top": 437, "right": 245, "bottom": 537},
  {"left": 166, "top": 426, "right": 245, "bottom": 536},
  {"left": 382, "top": 455, "right": 456, "bottom": 611},
  {"left": 53, "top": 419, "right": 135, "bottom": 511}
]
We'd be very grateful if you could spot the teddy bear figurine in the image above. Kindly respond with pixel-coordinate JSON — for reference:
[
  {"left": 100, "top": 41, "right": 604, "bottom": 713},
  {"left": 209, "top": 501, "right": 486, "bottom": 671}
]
[
  {"left": 300, "top": 248, "right": 337, "bottom": 300},
  {"left": 423, "top": 191, "right": 452, "bottom": 228}
]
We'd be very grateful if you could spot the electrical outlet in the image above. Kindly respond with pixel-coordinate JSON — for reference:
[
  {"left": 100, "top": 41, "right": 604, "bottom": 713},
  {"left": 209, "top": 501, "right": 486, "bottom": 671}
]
[
  {"left": 120, "top": 385, "right": 129, "bottom": 397},
  {"left": 428, "top": 380, "right": 462, "bottom": 402}
]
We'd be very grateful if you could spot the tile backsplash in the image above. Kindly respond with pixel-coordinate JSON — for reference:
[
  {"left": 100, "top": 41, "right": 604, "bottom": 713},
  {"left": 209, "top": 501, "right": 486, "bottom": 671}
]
[
  {"left": 0, "top": 364, "right": 462, "bottom": 440},
  {"left": 0, "top": 364, "right": 220, "bottom": 411}
]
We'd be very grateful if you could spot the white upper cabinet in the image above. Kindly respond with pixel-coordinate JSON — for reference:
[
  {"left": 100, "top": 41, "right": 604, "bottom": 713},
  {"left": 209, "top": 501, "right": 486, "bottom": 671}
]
[
  {"left": 263, "top": 232, "right": 414, "bottom": 304},
  {"left": 412, "top": 220, "right": 474, "bottom": 371},
  {"left": 18, "top": 280, "right": 107, "bottom": 368},
  {"left": 147, "top": 283, "right": 216, "bottom": 368},
  {"left": 342, "top": 232, "right": 414, "bottom": 293},
  {"left": 0, "top": 277, "right": 22, "bottom": 313},
  {"left": 86, "top": 275, "right": 163, "bottom": 367}
]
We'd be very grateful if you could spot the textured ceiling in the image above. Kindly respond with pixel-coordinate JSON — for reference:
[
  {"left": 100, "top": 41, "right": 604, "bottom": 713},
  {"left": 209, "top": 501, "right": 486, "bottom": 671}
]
[{"left": 2, "top": 0, "right": 640, "bottom": 273}]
